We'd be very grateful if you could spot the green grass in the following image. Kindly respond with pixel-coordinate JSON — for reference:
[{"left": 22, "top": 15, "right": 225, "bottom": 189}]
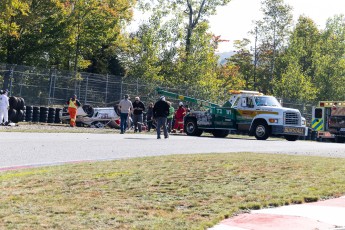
[{"left": 1, "top": 153, "right": 345, "bottom": 229}]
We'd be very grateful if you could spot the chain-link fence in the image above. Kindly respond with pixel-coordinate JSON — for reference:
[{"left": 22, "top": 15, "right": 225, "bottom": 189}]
[
  {"left": 0, "top": 63, "right": 165, "bottom": 107},
  {"left": 281, "top": 99, "right": 314, "bottom": 126},
  {"left": 0, "top": 63, "right": 225, "bottom": 109},
  {"left": 0, "top": 63, "right": 314, "bottom": 124}
]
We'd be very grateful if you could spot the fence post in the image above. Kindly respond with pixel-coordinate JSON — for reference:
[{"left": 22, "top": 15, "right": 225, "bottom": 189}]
[
  {"left": 48, "top": 67, "right": 54, "bottom": 106},
  {"left": 52, "top": 68, "right": 57, "bottom": 105},
  {"left": 74, "top": 71, "right": 77, "bottom": 95},
  {"left": 9, "top": 66, "right": 14, "bottom": 97},
  {"left": 84, "top": 75, "right": 89, "bottom": 105},
  {"left": 120, "top": 79, "right": 123, "bottom": 100},
  {"left": 105, "top": 74, "right": 109, "bottom": 105},
  {"left": 19, "top": 71, "right": 23, "bottom": 97}
]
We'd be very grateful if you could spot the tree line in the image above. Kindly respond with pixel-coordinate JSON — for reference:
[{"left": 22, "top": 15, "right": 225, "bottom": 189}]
[{"left": 1, "top": 0, "right": 344, "bottom": 103}]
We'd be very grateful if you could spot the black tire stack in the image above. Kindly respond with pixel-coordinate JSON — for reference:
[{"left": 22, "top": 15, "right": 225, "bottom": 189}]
[
  {"left": 8, "top": 96, "right": 25, "bottom": 123},
  {"left": 6, "top": 100, "right": 72, "bottom": 125},
  {"left": 47, "top": 108, "right": 56, "bottom": 123},
  {"left": 32, "top": 106, "right": 40, "bottom": 122},
  {"left": 40, "top": 107, "right": 48, "bottom": 123},
  {"left": 55, "top": 108, "right": 62, "bottom": 123},
  {"left": 25, "top": 106, "right": 33, "bottom": 122}
]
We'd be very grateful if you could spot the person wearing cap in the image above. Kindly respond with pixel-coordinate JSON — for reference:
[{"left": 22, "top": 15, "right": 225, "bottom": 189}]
[
  {"left": 153, "top": 96, "right": 170, "bottom": 139},
  {"left": 132, "top": 96, "right": 145, "bottom": 132},
  {"left": 118, "top": 94, "right": 133, "bottom": 134},
  {"left": 66, "top": 94, "right": 81, "bottom": 127},
  {"left": 172, "top": 101, "right": 186, "bottom": 133},
  {"left": 0, "top": 89, "right": 9, "bottom": 126}
]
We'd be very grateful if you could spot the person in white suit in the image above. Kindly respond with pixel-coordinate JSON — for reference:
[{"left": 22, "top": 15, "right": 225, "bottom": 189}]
[{"left": 0, "top": 89, "right": 9, "bottom": 125}]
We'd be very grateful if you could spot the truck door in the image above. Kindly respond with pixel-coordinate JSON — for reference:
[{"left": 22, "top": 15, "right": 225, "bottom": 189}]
[
  {"left": 212, "top": 107, "right": 236, "bottom": 129},
  {"left": 235, "top": 97, "right": 256, "bottom": 131},
  {"left": 311, "top": 107, "right": 325, "bottom": 131}
]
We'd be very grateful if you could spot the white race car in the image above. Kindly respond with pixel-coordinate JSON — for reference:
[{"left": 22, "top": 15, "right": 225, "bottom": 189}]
[{"left": 60, "top": 105, "right": 120, "bottom": 128}]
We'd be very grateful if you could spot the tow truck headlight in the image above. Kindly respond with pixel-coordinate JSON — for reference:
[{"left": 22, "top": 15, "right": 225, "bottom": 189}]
[
  {"left": 269, "top": 118, "right": 278, "bottom": 123},
  {"left": 301, "top": 117, "right": 306, "bottom": 126}
]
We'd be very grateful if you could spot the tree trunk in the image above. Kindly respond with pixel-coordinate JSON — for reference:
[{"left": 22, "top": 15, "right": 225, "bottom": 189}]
[{"left": 185, "top": 0, "right": 207, "bottom": 55}]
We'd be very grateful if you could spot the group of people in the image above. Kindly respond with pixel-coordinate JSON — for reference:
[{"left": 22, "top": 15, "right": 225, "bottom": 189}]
[
  {"left": 117, "top": 94, "right": 145, "bottom": 134},
  {"left": 118, "top": 94, "right": 189, "bottom": 139},
  {"left": 65, "top": 93, "right": 189, "bottom": 139},
  {"left": 1, "top": 90, "right": 189, "bottom": 133},
  {"left": 0, "top": 89, "right": 9, "bottom": 126}
]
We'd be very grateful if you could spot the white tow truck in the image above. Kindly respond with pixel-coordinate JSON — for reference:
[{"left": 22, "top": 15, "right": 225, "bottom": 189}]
[{"left": 157, "top": 88, "right": 308, "bottom": 141}]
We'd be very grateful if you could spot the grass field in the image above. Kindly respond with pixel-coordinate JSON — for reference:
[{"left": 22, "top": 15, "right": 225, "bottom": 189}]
[{"left": 1, "top": 152, "right": 345, "bottom": 229}]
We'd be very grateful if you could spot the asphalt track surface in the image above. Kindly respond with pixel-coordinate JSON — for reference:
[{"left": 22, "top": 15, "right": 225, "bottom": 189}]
[{"left": 0, "top": 132, "right": 344, "bottom": 169}]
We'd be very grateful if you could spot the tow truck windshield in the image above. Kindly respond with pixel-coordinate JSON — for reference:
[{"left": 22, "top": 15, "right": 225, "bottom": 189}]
[{"left": 254, "top": 96, "right": 281, "bottom": 107}]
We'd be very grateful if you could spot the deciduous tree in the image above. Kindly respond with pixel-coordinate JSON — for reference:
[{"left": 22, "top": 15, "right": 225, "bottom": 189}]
[
  {"left": 313, "top": 15, "right": 345, "bottom": 100},
  {"left": 252, "top": 0, "right": 293, "bottom": 94}
]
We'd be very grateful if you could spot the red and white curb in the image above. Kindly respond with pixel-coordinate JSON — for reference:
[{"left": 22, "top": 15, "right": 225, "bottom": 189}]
[{"left": 210, "top": 196, "right": 345, "bottom": 230}]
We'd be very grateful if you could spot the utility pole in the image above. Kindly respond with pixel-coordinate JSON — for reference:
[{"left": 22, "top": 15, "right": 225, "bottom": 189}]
[
  {"left": 253, "top": 27, "right": 258, "bottom": 90},
  {"left": 271, "top": 18, "right": 277, "bottom": 84}
]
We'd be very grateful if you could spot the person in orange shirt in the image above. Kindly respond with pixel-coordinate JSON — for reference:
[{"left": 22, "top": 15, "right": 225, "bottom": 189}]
[{"left": 66, "top": 94, "right": 81, "bottom": 127}]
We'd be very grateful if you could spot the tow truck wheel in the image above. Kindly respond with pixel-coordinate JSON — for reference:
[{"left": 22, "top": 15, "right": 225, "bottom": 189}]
[
  {"left": 335, "top": 136, "right": 345, "bottom": 143},
  {"left": 185, "top": 119, "right": 203, "bottom": 136},
  {"left": 254, "top": 121, "right": 269, "bottom": 140},
  {"left": 284, "top": 135, "right": 299, "bottom": 141}
]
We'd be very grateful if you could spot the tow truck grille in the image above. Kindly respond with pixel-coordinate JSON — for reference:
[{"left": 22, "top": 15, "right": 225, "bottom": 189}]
[{"left": 284, "top": 112, "right": 299, "bottom": 125}]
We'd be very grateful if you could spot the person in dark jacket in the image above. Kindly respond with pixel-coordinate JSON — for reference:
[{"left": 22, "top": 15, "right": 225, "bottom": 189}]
[
  {"left": 146, "top": 102, "right": 154, "bottom": 132},
  {"left": 153, "top": 96, "right": 170, "bottom": 139},
  {"left": 132, "top": 96, "right": 145, "bottom": 132}
]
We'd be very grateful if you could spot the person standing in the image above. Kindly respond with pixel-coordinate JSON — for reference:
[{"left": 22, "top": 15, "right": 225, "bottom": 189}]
[
  {"left": 118, "top": 94, "right": 133, "bottom": 134},
  {"left": 146, "top": 102, "right": 154, "bottom": 132},
  {"left": 66, "top": 94, "right": 81, "bottom": 127},
  {"left": 167, "top": 101, "right": 175, "bottom": 133},
  {"left": 153, "top": 96, "right": 170, "bottom": 139},
  {"left": 173, "top": 102, "right": 186, "bottom": 133},
  {"left": 0, "top": 89, "right": 9, "bottom": 126},
  {"left": 132, "top": 96, "right": 145, "bottom": 132}
]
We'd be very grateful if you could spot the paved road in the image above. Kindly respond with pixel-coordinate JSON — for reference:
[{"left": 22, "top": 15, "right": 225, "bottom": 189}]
[{"left": 0, "top": 132, "right": 344, "bottom": 169}]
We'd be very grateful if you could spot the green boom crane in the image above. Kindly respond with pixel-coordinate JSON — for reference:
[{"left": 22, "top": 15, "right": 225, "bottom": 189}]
[{"left": 156, "top": 88, "right": 220, "bottom": 108}]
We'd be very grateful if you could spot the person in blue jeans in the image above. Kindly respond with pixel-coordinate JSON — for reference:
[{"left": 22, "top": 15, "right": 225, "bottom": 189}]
[
  {"left": 118, "top": 94, "right": 133, "bottom": 134},
  {"left": 153, "top": 96, "right": 170, "bottom": 139},
  {"left": 132, "top": 96, "right": 145, "bottom": 132}
]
